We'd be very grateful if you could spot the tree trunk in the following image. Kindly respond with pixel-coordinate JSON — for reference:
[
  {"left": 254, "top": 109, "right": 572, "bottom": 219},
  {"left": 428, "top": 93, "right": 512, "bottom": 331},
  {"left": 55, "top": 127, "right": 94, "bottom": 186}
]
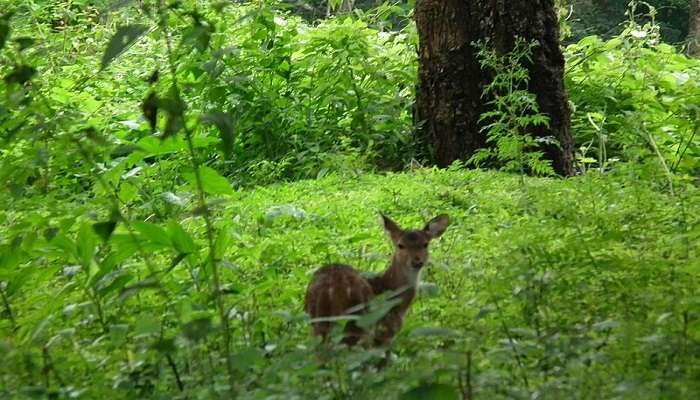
[
  {"left": 689, "top": 0, "right": 700, "bottom": 57},
  {"left": 415, "top": 0, "right": 574, "bottom": 176}
]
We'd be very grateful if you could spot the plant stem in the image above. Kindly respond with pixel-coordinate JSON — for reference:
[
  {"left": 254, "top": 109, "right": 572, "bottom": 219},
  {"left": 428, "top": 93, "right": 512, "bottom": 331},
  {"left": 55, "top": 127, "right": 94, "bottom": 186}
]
[
  {"left": 159, "top": 3, "right": 236, "bottom": 394},
  {"left": 493, "top": 299, "right": 530, "bottom": 390},
  {"left": 644, "top": 129, "right": 674, "bottom": 195},
  {"left": 0, "top": 286, "right": 17, "bottom": 330},
  {"left": 166, "top": 354, "right": 185, "bottom": 392}
]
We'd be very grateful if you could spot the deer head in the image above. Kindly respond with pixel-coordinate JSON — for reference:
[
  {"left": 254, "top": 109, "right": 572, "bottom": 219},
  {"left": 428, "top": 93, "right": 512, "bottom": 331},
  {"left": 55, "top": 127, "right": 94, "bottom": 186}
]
[{"left": 380, "top": 214, "right": 450, "bottom": 287}]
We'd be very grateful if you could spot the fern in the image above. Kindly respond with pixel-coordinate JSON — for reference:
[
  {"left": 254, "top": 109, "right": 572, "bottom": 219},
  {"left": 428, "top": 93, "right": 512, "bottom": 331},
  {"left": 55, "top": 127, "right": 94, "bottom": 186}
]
[{"left": 470, "top": 38, "right": 557, "bottom": 177}]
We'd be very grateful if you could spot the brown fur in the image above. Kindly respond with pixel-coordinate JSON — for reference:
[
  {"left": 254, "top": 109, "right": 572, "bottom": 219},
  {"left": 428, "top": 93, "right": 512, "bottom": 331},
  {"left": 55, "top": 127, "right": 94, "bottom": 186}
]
[
  {"left": 304, "top": 214, "right": 450, "bottom": 349},
  {"left": 304, "top": 264, "right": 373, "bottom": 345}
]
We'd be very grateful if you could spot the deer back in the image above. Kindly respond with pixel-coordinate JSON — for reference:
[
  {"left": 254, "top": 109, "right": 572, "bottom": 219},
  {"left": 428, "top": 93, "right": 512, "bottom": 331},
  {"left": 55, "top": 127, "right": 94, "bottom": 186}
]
[{"left": 304, "top": 264, "right": 374, "bottom": 340}]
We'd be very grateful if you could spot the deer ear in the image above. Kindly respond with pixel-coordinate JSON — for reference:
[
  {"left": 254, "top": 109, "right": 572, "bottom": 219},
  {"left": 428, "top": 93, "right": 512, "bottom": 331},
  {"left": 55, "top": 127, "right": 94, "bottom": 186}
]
[
  {"left": 424, "top": 214, "right": 450, "bottom": 239},
  {"left": 381, "top": 214, "right": 403, "bottom": 242}
]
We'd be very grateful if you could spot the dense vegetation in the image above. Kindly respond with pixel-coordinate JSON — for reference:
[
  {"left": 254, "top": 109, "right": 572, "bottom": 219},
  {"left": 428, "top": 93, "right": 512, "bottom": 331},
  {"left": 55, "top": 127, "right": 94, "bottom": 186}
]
[{"left": 1, "top": 1, "right": 699, "bottom": 399}]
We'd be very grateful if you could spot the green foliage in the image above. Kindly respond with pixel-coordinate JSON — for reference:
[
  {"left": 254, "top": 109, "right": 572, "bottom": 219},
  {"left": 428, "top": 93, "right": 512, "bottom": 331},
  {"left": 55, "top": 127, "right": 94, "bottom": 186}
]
[
  {"left": 0, "top": 1, "right": 699, "bottom": 399},
  {"left": 470, "top": 38, "right": 556, "bottom": 177},
  {"left": 0, "top": 0, "right": 416, "bottom": 195},
  {"left": 566, "top": 13, "right": 700, "bottom": 179},
  {"left": 2, "top": 167, "right": 699, "bottom": 398},
  {"left": 564, "top": 0, "right": 691, "bottom": 44}
]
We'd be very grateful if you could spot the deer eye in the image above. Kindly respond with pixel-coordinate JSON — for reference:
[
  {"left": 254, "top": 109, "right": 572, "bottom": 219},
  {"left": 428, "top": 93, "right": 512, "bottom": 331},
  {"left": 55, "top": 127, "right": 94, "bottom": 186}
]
[
  {"left": 398, "top": 244, "right": 405, "bottom": 249},
  {"left": 423, "top": 243, "right": 428, "bottom": 248}
]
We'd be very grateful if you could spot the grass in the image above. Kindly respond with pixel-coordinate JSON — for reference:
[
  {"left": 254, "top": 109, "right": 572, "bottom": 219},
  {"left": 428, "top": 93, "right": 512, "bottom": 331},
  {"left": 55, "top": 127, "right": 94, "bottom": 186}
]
[{"left": 1, "top": 167, "right": 699, "bottom": 398}]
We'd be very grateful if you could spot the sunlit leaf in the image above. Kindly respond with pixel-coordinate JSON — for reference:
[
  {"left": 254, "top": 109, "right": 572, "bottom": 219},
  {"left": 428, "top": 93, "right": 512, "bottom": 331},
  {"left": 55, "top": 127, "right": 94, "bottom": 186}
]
[
  {"left": 160, "top": 191, "right": 186, "bottom": 207},
  {"left": 167, "top": 220, "right": 197, "bottom": 254},
  {"left": 183, "top": 166, "right": 233, "bottom": 195},
  {"left": 77, "top": 223, "right": 97, "bottom": 268},
  {"left": 133, "top": 222, "right": 172, "bottom": 248}
]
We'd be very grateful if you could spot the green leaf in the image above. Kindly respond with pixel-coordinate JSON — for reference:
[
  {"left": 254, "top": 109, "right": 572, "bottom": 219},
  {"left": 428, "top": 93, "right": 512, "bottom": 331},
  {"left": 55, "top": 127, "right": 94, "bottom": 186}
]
[
  {"left": 400, "top": 383, "right": 459, "bottom": 400},
  {"left": 214, "top": 226, "right": 231, "bottom": 259},
  {"left": 160, "top": 192, "right": 186, "bottom": 207},
  {"left": 134, "top": 314, "right": 160, "bottom": 336},
  {"left": 119, "top": 277, "right": 160, "bottom": 301},
  {"left": 77, "top": 223, "right": 97, "bottom": 268},
  {"left": 101, "top": 24, "right": 149, "bottom": 71},
  {"left": 356, "top": 296, "right": 402, "bottom": 330},
  {"left": 183, "top": 166, "right": 233, "bottom": 195},
  {"left": 409, "top": 327, "right": 460, "bottom": 338},
  {"left": 230, "top": 347, "right": 264, "bottom": 371},
  {"left": 133, "top": 222, "right": 172, "bottom": 248},
  {"left": 163, "top": 112, "right": 184, "bottom": 140},
  {"left": 163, "top": 253, "right": 188, "bottom": 274},
  {"left": 182, "top": 18, "right": 212, "bottom": 52},
  {"left": 109, "top": 324, "right": 129, "bottom": 347},
  {"left": 167, "top": 220, "right": 197, "bottom": 254},
  {"left": 97, "top": 273, "right": 134, "bottom": 297},
  {"left": 93, "top": 221, "right": 117, "bottom": 242},
  {"left": 50, "top": 233, "right": 78, "bottom": 261},
  {"left": 199, "top": 112, "right": 236, "bottom": 159}
]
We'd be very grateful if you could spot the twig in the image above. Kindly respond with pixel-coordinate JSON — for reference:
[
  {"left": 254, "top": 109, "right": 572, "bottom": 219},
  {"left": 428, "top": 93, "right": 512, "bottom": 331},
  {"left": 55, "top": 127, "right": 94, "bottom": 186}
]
[
  {"left": 158, "top": 2, "right": 236, "bottom": 394},
  {"left": 166, "top": 354, "right": 185, "bottom": 392}
]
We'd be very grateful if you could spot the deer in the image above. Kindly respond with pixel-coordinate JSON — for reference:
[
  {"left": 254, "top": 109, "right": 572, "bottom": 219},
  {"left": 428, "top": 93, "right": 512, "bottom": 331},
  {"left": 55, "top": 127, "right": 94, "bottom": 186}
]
[{"left": 304, "top": 213, "right": 450, "bottom": 357}]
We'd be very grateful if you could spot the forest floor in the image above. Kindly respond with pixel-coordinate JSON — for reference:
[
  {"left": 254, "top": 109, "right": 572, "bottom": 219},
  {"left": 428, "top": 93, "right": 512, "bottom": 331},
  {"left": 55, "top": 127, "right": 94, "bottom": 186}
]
[{"left": 3, "top": 168, "right": 698, "bottom": 398}]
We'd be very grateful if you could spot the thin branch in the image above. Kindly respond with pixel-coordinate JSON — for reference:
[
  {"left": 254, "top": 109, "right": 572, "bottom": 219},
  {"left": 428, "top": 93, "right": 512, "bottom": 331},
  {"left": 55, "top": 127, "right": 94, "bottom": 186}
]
[{"left": 158, "top": 2, "right": 236, "bottom": 394}]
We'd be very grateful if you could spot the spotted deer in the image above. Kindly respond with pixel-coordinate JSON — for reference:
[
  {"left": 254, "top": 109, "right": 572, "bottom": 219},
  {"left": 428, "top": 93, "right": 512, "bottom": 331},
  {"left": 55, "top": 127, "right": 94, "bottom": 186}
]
[{"left": 304, "top": 214, "right": 450, "bottom": 350}]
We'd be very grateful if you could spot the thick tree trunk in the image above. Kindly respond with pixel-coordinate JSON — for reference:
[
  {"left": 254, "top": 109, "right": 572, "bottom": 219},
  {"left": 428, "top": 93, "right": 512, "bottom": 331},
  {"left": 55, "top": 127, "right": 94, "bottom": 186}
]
[
  {"left": 415, "top": 0, "right": 574, "bottom": 176},
  {"left": 689, "top": 0, "right": 700, "bottom": 57}
]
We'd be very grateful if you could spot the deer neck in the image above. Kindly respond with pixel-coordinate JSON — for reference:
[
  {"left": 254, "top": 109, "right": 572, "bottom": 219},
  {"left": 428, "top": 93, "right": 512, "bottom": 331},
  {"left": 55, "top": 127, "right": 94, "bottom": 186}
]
[{"left": 370, "top": 255, "right": 420, "bottom": 296}]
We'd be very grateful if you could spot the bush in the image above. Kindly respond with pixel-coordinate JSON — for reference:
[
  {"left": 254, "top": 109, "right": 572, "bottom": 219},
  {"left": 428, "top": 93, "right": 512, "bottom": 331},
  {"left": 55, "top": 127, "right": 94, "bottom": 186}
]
[{"left": 566, "top": 17, "right": 700, "bottom": 180}]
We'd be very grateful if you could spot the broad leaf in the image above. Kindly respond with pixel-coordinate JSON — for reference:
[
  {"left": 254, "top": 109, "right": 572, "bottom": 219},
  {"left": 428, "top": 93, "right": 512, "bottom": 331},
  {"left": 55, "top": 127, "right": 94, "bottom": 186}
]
[
  {"left": 101, "top": 24, "right": 149, "bottom": 70},
  {"left": 183, "top": 166, "right": 233, "bottom": 195},
  {"left": 77, "top": 223, "right": 97, "bottom": 268},
  {"left": 167, "top": 220, "right": 197, "bottom": 254},
  {"left": 93, "top": 221, "right": 117, "bottom": 242},
  {"left": 133, "top": 222, "right": 172, "bottom": 248}
]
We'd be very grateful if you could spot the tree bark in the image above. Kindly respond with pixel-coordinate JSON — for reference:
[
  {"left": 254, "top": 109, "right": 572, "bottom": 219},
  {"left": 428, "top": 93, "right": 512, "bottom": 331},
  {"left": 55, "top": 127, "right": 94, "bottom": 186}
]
[
  {"left": 415, "top": 0, "right": 574, "bottom": 176},
  {"left": 689, "top": 0, "right": 700, "bottom": 57}
]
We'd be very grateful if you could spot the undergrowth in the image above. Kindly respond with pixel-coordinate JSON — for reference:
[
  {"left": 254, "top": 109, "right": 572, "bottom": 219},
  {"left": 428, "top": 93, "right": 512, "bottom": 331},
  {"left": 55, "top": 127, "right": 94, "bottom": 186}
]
[
  {"left": 1, "top": 168, "right": 699, "bottom": 398},
  {"left": 1, "top": 1, "right": 699, "bottom": 399}
]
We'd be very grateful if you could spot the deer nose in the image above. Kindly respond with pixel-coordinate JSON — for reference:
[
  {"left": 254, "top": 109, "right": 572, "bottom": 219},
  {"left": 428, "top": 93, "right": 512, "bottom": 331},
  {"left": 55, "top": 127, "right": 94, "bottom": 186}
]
[{"left": 413, "top": 260, "right": 424, "bottom": 269}]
